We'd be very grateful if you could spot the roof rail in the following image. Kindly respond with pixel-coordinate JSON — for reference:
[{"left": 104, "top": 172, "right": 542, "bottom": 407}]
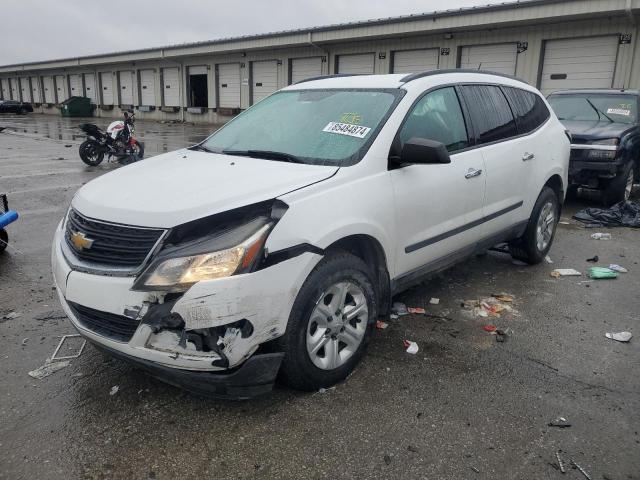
[
  {"left": 294, "top": 73, "right": 364, "bottom": 85},
  {"left": 400, "top": 68, "right": 524, "bottom": 84}
]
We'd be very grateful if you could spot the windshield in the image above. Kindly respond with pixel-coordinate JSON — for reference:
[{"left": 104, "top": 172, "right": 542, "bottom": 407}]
[
  {"left": 201, "top": 89, "right": 402, "bottom": 166},
  {"left": 548, "top": 94, "right": 637, "bottom": 124}
]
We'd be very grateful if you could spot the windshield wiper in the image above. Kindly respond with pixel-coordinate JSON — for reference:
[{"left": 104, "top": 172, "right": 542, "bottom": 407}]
[
  {"left": 223, "top": 149, "right": 304, "bottom": 164},
  {"left": 189, "top": 143, "right": 216, "bottom": 153},
  {"left": 585, "top": 99, "right": 614, "bottom": 123}
]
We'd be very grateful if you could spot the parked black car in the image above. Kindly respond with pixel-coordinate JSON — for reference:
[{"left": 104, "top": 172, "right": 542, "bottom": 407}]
[
  {"left": 547, "top": 89, "right": 639, "bottom": 205},
  {"left": 0, "top": 100, "right": 33, "bottom": 114}
]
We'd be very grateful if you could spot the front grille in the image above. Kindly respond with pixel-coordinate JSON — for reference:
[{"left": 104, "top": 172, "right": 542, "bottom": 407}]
[
  {"left": 69, "top": 302, "right": 140, "bottom": 342},
  {"left": 65, "top": 209, "right": 164, "bottom": 269},
  {"left": 570, "top": 149, "right": 587, "bottom": 161}
]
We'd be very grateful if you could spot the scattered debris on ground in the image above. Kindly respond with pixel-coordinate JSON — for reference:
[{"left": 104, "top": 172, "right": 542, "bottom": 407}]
[
  {"left": 586, "top": 255, "right": 599, "bottom": 263},
  {"left": 605, "top": 331, "right": 632, "bottom": 342},
  {"left": 376, "top": 320, "right": 388, "bottom": 330},
  {"left": 571, "top": 460, "right": 592, "bottom": 480},
  {"left": 555, "top": 451, "right": 566, "bottom": 474},
  {"left": 574, "top": 200, "right": 640, "bottom": 228},
  {"left": 317, "top": 386, "right": 336, "bottom": 394},
  {"left": 550, "top": 268, "right": 581, "bottom": 278},
  {"left": 588, "top": 267, "right": 618, "bottom": 279},
  {"left": 429, "top": 298, "right": 440, "bottom": 305},
  {"left": 544, "top": 255, "right": 554, "bottom": 264},
  {"left": 590, "top": 232, "right": 612, "bottom": 240},
  {"left": 483, "top": 324, "right": 497, "bottom": 332},
  {"left": 608, "top": 264, "right": 628, "bottom": 273},
  {"left": 495, "top": 329, "right": 507, "bottom": 342},
  {"left": 548, "top": 416, "right": 571, "bottom": 428},
  {"left": 403, "top": 340, "right": 419, "bottom": 354},
  {"left": 407, "top": 307, "right": 425, "bottom": 314},
  {"left": 462, "top": 295, "right": 518, "bottom": 318},
  {"left": 28, "top": 361, "right": 70, "bottom": 379},
  {"left": 391, "top": 302, "right": 408, "bottom": 316},
  {"left": 109, "top": 385, "right": 120, "bottom": 396},
  {"left": 1, "top": 311, "right": 21, "bottom": 321},
  {"left": 51, "top": 335, "right": 86, "bottom": 361}
]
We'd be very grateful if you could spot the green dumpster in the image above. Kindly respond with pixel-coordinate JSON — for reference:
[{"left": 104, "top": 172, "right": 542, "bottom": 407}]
[{"left": 59, "top": 96, "right": 92, "bottom": 117}]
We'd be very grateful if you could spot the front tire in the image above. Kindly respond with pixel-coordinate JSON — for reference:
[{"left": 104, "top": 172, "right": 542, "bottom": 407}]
[
  {"left": 603, "top": 162, "right": 635, "bottom": 207},
  {"left": 509, "top": 187, "right": 559, "bottom": 265},
  {"left": 79, "top": 140, "right": 104, "bottom": 166},
  {"left": 277, "top": 251, "right": 377, "bottom": 391}
]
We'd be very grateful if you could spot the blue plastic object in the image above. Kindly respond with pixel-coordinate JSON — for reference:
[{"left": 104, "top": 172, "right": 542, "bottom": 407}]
[{"left": 0, "top": 210, "right": 19, "bottom": 229}]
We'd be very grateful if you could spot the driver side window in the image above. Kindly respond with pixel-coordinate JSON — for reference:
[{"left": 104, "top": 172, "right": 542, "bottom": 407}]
[{"left": 399, "top": 87, "right": 469, "bottom": 153}]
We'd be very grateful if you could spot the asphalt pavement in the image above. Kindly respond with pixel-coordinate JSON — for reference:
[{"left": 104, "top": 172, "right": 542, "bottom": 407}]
[{"left": 1, "top": 114, "right": 639, "bottom": 480}]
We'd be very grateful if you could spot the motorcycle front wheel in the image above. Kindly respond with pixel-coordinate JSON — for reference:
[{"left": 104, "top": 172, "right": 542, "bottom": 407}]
[
  {"left": 79, "top": 140, "right": 105, "bottom": 166},
  {"left": 120, "top": 140, "right": 145, "bottom": 165}
]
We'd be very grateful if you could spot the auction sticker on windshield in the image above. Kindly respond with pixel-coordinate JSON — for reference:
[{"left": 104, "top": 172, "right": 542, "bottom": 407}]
[
  {"left": 323, "top": 122, "right": 371, "bottom": 139},
  {"left": 607, "top": 108, "right": 631, "bottom": 116}
]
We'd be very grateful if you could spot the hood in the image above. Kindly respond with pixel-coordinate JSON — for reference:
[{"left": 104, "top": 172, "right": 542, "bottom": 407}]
[
  {"left": 560, "top": 120, "right": 632, "bottom": 141},
  {"left": 72, "top": 149, "right": 338, "bottom": 228}
]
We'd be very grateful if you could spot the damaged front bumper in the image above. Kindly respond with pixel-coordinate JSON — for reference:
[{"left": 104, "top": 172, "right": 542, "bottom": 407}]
[{"left": 51, "top": 222, "right": 321, "bottom": 399}]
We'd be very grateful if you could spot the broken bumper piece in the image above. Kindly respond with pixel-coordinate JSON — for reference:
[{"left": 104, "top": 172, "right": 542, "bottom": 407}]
[{"left": 94, "top": 342, "right": 284, "bottom": 400}]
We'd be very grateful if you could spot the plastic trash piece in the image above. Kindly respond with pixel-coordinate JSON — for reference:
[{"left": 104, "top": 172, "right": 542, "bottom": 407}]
[
  {"left": 590, "top": 232, "right": 612, "bottom": 240},
  {"left": 28, "top": 361, "right": 70, "bottom": 379},
  {"left": 550, "top": 269, "right": 582, "bottom": 278},
  {"left": 109, "top": 385, "right": 120, "bottom": 396},
  {"left": 608, "top": 264, "right": 628, "bottom": 273},
  {"left": 605, "top": 331, "right": 632, "bottom": 342},
  {"left": 544, "top": 255, "right": 553, "bottom": 264},
  {"left": 429, "top": 298, "right": 440, "bottom": 305},
  {"left": 555, "top": 451, "right": 566, "bottom": 474},
  {"left": 588, "top": 267, "right": 618, "bottom": 279},
  {"left": 495, "top": 329, "right": 507, "bottom": 342},
  {"left": 586, "top": 255, "right": 599, "bottom": 263},
  {"left": 483, "top": 325, "right": 497, "bottom": 332},
  {"left": 376, "top": 320, "right": 388, "bottom": 330},
  {"left": 408, "top": 307, "right": 425, "bottom": 314},
  {"left": 548, "top": 416, "right": 571, "bottom": 428},
  {"left": 403, "top": 340, "right": 419, "bottom": 354},
  {"left": 491, "top": 293, "right": 514, "bottom": 302},
  {"left": 392, "top": 302, "right": 408, "bottom": 316},
  {"left": 574, "top": 200, "right": 640, "bottom": 228},
  {"left": 2, "top": 311, "right": 21, "bottom": 320}
]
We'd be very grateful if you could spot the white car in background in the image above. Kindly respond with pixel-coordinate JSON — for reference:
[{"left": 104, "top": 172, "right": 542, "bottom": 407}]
[{"left": 52, "top": 70, "right": 569, "bottom": 399}]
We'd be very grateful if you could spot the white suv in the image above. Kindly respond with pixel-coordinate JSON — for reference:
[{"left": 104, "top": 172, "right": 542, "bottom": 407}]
[{"left": 52, "top": 70, "right": 569, "bottom": 399}]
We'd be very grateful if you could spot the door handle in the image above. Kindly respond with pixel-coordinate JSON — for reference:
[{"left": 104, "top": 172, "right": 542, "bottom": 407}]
[
  {"left": 465, "top": 168, "right": 483, "bottom": 179},
  {"left": 522, "top": 152, "right": 535, "bottom": 161}
]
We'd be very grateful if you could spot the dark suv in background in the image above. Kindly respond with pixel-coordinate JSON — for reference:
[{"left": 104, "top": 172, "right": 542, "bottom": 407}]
[{"left": 548, "top": 90, "right": 639, "bottom": 205}]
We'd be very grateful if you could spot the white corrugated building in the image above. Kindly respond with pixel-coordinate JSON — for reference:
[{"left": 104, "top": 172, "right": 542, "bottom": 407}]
[{"left": 0, "top": 0, "right": 638, "bottom": 123}]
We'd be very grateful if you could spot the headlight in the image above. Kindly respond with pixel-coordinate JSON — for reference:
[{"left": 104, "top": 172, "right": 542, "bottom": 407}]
[
  {"left": 133, "top": 220, "right": 272, "bottom": 292},
  {"left": 589, "top": 138, "right": 618, "bottom": 146}
]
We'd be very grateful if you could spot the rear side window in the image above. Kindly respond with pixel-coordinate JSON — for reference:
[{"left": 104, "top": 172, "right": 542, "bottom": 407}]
[
  {"left": 502, "top": 87, "right": 550, "bottom": 134},
  {"left": 398, "top": 87, "right": 469, "bottom": 152},
  {"left": 458, "top": 85, "right": 517, "bottom": 144}
]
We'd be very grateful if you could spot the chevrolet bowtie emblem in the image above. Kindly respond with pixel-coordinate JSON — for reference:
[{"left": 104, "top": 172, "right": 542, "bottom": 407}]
[{"left": 70, "top": 231, "right": 94, "bottom": 251}]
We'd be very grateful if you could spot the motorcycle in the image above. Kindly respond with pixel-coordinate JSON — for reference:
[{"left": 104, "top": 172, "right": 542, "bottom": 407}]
[{"left": 78, "top": 111, "right": 144, "bottom": 166}]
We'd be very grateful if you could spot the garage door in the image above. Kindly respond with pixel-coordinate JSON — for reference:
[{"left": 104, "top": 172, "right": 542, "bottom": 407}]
[
  {"left": 459, "top": 44, "right": 518, "bottom": 75},
  {"left": 337, "top": 53, "right": 375, "bottom": 74},
  {"left": 119, "top": 71, "right": 134, "bottom": 105},
  {"left": 84, "top": 73, "right": 97, "bottom": 104},
  {"left": 30, "top": 76, "right": 41, "bottom": 103},
  {"left": 55, "top": 75, "right": 67, "bottom": 102},
  {"left": 162, "top": 67, "right": 180, "bottom": 107},
  {"left": 0, "top": 78, "right": 9, "bottom": 99},
  {"left": 139, "top": 69, "right": 156, "bottom": 106},
  {"left": 100, "top": 72, "right": 114, "bottom": 105},
  {"left": 69, "top": 74, "right": 83, "bottom": 97},
  {"left": 43, "top": 76, "right": 55, "bottom": 103},
  {"left": 392, "top": 49, "right": 439, "bottom": 74},
  {"left": 217, "top": 63, "right": 241, "bottom": 108},
  {"left": 251, "top": 60, "right": 278, "bottom": 104},
  {"left": 291, "top": 57, "right": 323, "bottom": 84},
  {"left": 539, "top": 36, "right": 619, "bottom": 95},
  {"left": 10, "top": 78, "right": 19, "bottom": 100},
  {"left": 20, "top": 77, "right": 31, "bottom": 102}
]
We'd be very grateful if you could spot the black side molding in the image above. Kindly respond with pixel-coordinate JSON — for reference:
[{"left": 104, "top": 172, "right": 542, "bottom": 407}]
[{"left": 260, "top": 243, "right": 324, "bottom": 269}]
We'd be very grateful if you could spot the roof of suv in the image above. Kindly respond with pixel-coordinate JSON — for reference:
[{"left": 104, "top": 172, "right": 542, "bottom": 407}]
[
  {"left": 548, "top": 89, "right": 640, "bottom": 96},
  {"left": 284, "top": 69, "right": 529, "bottom": 91}
]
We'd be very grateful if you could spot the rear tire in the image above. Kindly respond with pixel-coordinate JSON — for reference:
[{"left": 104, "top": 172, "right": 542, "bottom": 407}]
[
  {"left": 79, "top": 140, "right": 104, "bottom": 166},
  {"left": 603, "top": 162, "right": 634, "bottom": 207},
  {"left": 277, "top": 251, "right": 377, "bottom": 391},
  {"left": 509, "top": 187, "right": 559, "bottom": 265}
]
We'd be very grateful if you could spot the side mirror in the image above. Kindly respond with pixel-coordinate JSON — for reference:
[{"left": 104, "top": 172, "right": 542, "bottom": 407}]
[{"left": 399, "top": 138, "right": 451, "bottom": 165}]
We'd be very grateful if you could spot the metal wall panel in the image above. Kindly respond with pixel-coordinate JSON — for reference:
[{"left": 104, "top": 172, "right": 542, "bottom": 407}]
[
  {"left": 539, "top": 35, "right": 619, "bottom": 95},
  {"left": 392, "top": 48, "right": 439, "bottom": 73},
  {"left": 162, "top": 67, "right": 180, "bottom": 106},
  {"left": 251, "top": 60, "right": 278, "bottom": 104},
  {"left": 43, "top": 76, "right": 55, "bottom": 103},
  {"left": 10, "top": 78, "right": 19, "bottom": 100},
  {"left": 118, "top": 71, "right": 134, "bottom": 105},
  {"left": 30, "top": 76, "right": 41, "bottom": 103},
  {"left": 139, "top": 69, "right": 156, "bottom": 105},
  {"left": 217, "top": 63, "right": 241, "bottom": 108},
  {"left": 459, "top": 43, "right": 518, "bottom": 74},
  {"left": 0, "top": 78, "right": 9, "bottom": 99},
  {"left": 69, "top": 74, "right": 83, "bottom": 96},
  {"left": 55, "top": 75, "right": 67, "bottom": 102},
  {"left": 20, "top": 77, "right": 31, "bottom": 102},
  {"left": 84, "top": 73, "right": 97, "bottom": 104},
  {"left": 291, "top": 57, "right": 323, "bottom": 83},
  {"left": 100, "top": 72, "right": 114, "bottom": 105},
  {"left": 337, "top": 53, "right": 375, "bottom": 74}
]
